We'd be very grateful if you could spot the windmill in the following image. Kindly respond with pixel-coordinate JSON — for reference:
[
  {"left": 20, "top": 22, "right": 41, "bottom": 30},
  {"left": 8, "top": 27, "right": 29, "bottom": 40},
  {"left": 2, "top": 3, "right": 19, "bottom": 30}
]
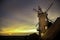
[{"left": 33, "top": 0, "right": 55, "bottom": 38}]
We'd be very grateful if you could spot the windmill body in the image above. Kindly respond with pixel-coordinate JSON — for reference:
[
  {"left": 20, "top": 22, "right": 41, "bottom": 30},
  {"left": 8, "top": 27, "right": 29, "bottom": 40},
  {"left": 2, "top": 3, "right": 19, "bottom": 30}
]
[
  {"left": 38, "top": 12, "right": 48, "bottom": 35},
  {"left": 33, "top": 6, "right": 48, "bottom": 37}
]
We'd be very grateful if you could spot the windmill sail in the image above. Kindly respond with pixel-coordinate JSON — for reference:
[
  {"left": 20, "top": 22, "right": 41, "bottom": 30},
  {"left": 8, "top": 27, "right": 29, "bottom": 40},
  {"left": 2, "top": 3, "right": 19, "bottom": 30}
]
[{"left": 45, "top": 0, "right": 55, "bottom": 13}]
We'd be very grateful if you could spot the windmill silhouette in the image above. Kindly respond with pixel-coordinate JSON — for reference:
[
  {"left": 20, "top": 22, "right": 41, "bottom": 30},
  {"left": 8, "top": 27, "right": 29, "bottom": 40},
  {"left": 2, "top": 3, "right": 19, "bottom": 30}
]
[{"left": 33, "top": 0, "right": 55, "bottom": 38}]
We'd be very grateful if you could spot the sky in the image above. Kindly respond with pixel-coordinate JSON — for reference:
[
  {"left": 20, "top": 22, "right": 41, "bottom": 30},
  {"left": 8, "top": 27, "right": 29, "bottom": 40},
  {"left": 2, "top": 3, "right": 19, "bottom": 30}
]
[{"left": 0, "top": 0, "right": 60, "bottom": 36}]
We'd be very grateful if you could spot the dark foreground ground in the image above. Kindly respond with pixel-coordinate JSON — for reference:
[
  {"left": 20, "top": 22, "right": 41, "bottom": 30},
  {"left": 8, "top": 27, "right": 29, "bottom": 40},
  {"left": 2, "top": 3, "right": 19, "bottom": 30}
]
[
  {"left": 0, "top": 32, "right": 60, "bottom": 40},
  {"left": 0, "top": 33, "right": 40, "bottom": 40}
]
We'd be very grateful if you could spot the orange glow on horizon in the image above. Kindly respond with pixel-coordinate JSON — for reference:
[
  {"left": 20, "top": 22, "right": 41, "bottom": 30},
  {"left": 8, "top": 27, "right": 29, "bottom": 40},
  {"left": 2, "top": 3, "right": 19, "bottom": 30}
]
[
  {"left": 0, "top": 29, "right": 38, "bottom": 36},
  {"left": 0, "top": 24, "right": 38, "bottom": 36}
]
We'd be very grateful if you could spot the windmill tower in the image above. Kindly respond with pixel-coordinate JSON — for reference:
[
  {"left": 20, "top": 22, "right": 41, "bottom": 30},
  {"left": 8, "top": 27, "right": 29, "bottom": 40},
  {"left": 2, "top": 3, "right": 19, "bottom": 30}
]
[{"left": 33, "top": 0, "right": 55, "bottom": 38}]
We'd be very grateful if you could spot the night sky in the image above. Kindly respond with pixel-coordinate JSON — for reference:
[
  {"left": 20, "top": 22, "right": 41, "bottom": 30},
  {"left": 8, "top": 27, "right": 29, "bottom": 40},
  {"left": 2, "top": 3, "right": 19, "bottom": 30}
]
[{"left": 0, "top": 0, "right": 60, "bottom": 35}]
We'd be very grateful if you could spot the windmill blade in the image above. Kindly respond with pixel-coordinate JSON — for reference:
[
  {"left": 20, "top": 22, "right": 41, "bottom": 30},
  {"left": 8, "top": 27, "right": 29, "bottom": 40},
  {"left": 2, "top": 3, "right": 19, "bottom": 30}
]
[
  {"left": 45, "top": 0, "right": 55, "bottom": 13},
  {"left": 48, "top": 19, "right": 54, "bottom": 23},
  {"left": 33, "top": 8, "right": 38, "bottom": 12},
  {"left": 35, "top": 22, "right": 39, "bottom": 27},
  {"left": 38, "top": 6, "right": 43, "bottom": 13}
]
